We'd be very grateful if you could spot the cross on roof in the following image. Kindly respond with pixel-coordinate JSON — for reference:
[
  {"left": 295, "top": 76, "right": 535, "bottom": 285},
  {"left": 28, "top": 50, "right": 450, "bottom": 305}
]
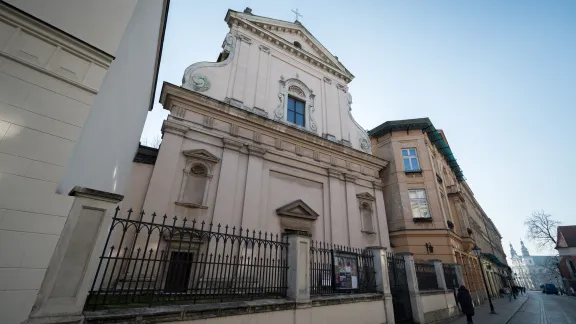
[{"left": 291, "top": 9, "right": 303, "bottom": 22}]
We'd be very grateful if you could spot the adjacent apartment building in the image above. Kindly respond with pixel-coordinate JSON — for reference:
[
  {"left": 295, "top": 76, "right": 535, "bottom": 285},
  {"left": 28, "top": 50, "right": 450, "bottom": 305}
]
[{"left": 369, "top": 118, "right": 510, "bottom": 299}]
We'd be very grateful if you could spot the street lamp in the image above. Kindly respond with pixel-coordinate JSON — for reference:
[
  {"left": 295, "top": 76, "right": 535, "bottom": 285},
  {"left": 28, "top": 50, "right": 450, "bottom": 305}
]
[{"left": 472, "top": 244, "right": 497, "bottom": 315}]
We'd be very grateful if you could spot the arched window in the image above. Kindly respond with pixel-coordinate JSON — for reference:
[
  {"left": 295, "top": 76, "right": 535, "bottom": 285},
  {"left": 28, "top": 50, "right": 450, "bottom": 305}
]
[
  {"left": 361, "top": 202, "right": 374, "bottom": 233},
  {"left": 294, "top": 41, "right": 302, "bottom": 49},
  {"left": 274, "top": 78, "right": 317, "bottom": 132}
]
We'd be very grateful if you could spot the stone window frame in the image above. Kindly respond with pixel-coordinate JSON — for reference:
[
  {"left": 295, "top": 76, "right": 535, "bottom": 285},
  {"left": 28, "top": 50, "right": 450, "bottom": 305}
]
[
  {"left": 274, "top": 77, "right": 317, "bottom": 133},
  {"left": 356, "top": 192, "right": 376, "bottom": 234},
  {"left": 176, "top": 149, "right": 220, "bottom": 209}
]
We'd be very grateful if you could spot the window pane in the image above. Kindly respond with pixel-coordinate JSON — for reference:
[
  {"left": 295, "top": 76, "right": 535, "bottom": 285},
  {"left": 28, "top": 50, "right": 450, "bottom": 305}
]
[
  {"left": 288, "top": 97, "right": 295, "bottom": 112},
  {"left": 296, "top": 113, "right": 304, "bottom": 126},
  {"left": 410, "top": 201, "right": 421, "bottom": 218},
  {"left": 419, "top": 202, "right": 430, "bottom": 218},
  {"left": 403, "top": 158, "right": 411, "bottom": 171},
  {"left": 409, "top": 148, "right": 416, "bottom": 156},
  {"left": 411, "top": 158, "right": 420, "bottom": 170},
  {"left": 287, "top": 111, "right": 295, "bottom": 123},
  {"left": 409, "top": 189, "right": 425, "bottom": 199},
  {"left": 402, "top": 149, "right": 409, "bottom": 157},
  {"left": 296, "top": 100, "right": 305, "bottom": 114}
]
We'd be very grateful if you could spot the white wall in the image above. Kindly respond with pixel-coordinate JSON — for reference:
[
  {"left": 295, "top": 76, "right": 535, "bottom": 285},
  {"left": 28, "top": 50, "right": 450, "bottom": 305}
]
[
  {"left": 163, "top": 300, "right": 387, "bottom": 324},
  {"left": 0, "top": 3, "right": 123, "bottom": 323},
  {"left": 4, "top": 0, "right": 137, "bottom": 55}
]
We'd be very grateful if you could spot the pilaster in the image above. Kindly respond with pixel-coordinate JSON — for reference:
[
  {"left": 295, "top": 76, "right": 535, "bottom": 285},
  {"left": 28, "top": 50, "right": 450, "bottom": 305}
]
[
  {"left": 141, "top": 119, "right": 187, "bottom": 218},
  {"left": 367, "top": 247, "right": 395, "bottom": 324},
  {"left": 25, "top": 188, "right": 123, "bottom": 324},
  {"left": 401, "top": 252, "right": 426, "bottom": 324},
  {"left": 213, "top": 137, "right": 244, "bottom": 224},
  {"left": 431, "top": 259, "right": 447, "bottom": 290},
  {"left": 344, "top": 173, "right": 361, "bottom": 246},
  {"left": 240, "top": 145, "right": 266, "bottom": 230},
  {"left": 286, "top": 233, "right": 311, "bottom": 302},
  {"left": 373, "top": 180, "right": 391, "bottom": 248}
]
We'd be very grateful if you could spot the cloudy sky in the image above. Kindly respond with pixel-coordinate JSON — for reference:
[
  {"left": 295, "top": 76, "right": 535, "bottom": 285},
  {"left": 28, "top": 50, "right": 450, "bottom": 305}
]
[{"left": 141, "top": 0, "right": 576, "bottom": 258}]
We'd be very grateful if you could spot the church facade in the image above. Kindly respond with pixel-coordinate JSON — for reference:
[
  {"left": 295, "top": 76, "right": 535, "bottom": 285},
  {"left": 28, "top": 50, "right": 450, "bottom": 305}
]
[
  {"left": 123, "top": 8, "right": 390, "bottom": 248},
  {"left": 509, "top": 241, "right": 558, "bottom": 290}
]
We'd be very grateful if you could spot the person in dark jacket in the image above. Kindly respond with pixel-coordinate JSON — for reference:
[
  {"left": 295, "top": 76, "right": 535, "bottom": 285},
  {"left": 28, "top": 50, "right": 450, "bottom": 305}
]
[{"left": 457, "top": 285, "right": 475, "bottom": 324}]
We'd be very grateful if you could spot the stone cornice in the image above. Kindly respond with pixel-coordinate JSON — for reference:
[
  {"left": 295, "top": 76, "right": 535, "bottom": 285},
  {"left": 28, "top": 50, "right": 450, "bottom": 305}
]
[
  {"left": 162, "top": 119, "right": 188, "bottom": 136},
  {"left": 247, "top": 145, "right": 267, "bottom": 157},
  {"left": 327, "top": 168, "right": 344, "bottom": 180},
  {"left": 344, "top": 173, "right": 357, "bottom": 183},
  {"left": 222, "top": 137, "right": 244, "bottom": 151},
  {"left": 372, "top": 181, "right": 385, "bottom": 191},
  {"left": 160, "top": 82, "right": 388, "bottom": 172}
]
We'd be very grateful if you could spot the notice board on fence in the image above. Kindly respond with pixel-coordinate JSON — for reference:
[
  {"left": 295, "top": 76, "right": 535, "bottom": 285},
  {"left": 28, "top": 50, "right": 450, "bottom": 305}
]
[{"left": 333, "top": 251, "right": 359, "bottom": 290}]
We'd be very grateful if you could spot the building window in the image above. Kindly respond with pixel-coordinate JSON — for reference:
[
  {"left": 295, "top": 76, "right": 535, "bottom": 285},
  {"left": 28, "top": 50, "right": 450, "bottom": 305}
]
[
  {"left": 409, "top": 189, "right": 430, "bottom": 219},
  {"left": 402, "top": 148, "right": 420, "bottom": 172},
  {"left": 294, "top": 41, "right": 302, "bottom": 49},
  {"left": 287, "top": 96, "right": 305, "bottom": 127},
  {"left": 182, "top": 163, "right": 209, "bottom": 205},
  {"left": 568, "top": 259, "right": 576, "bottom": 278}
]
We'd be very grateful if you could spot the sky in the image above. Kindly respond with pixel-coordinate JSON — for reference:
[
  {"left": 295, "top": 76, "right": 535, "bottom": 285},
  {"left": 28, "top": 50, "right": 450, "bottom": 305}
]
[{"left": 141, "top": 0, "right": 576, "bottom": 258}]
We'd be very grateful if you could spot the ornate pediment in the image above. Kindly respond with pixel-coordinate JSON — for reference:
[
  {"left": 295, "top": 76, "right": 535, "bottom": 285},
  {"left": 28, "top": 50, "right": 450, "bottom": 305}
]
[
  {"left": 356, "top": 192, "right": 375, "bottom": 201},
  {"left": 276, "top": 199, "right": 319, "bottom": 220},
  {"left": 225, "top": 9, "right": 354, "bottom": 83},
  {"left": 182, "top": 149, "right": 220, "bottom": 164}
]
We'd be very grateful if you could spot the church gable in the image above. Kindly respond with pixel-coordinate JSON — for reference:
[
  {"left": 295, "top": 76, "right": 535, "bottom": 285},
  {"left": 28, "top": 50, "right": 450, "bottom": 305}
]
[{"left": 226, "top": 9, "right": 353, "bottom": 82}]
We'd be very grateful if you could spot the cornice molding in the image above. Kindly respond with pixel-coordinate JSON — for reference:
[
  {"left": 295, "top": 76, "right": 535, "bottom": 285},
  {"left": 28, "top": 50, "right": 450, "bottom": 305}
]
[
  {"left": 222, "top": 137, "right": 244, "bottom": 151},
  {"left": 160, "top": 82, "right": 388, "bottom": 172},
  {"left": 162, "top": 120, "right": 188, "bottom": 136},
  {"left": 247, "top": 144, "right": 267, "bottom": 157},
  {"left": 227, "top": 16, "right": 352, "bottom": 84}
]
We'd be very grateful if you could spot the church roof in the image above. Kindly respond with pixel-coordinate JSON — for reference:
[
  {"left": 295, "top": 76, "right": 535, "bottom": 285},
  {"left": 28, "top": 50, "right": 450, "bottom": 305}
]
[
  {"left": 225, "top": 8, "right": 354, "bottom": 82},
  {"left": 557, "top": 225, "right": 576, "bottom": 248}
]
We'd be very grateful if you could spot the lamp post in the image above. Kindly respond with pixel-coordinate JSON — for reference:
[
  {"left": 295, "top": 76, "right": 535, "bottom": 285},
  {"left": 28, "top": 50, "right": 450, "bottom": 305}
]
[{"left": 472, "top": 245, "right": 497, "bottom": 315}]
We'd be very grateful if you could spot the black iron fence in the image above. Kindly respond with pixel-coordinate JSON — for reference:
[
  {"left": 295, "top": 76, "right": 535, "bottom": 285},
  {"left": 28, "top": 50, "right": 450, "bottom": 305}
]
[
  {"left": 387, "top": 252, "right": 413, "bottom": 322},
  {"left": 443, "top": 264, "right": 459, "bottom": 289},
  {"left": 309, "top": 241, "right": 376, "bottom": 296},
  {"left": 415, "top": 261, "right": 439, "bottom": 291},
  {"left": 86, "top": 208, "right": 288, "bottom": 310}
]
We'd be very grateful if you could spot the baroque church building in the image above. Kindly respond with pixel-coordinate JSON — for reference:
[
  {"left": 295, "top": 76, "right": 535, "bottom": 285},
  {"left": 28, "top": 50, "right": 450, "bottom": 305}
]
[
  {"left": 123, "top": 7, "right": 391, "bottom": 248},
  {"left": 509, "top": 241, "right": 557, "bottom": 290}
]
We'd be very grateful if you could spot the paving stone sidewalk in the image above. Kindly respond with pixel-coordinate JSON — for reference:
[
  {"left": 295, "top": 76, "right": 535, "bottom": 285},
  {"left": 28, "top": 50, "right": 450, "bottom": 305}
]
[{"left": 443, "top": 294, "right": 528, "bottom": 324}]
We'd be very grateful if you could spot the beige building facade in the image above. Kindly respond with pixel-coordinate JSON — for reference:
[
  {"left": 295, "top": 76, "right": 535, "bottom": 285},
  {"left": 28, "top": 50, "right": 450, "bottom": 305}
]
[{"left": 369, "top": 118, "right": 510, "bottom": 300}]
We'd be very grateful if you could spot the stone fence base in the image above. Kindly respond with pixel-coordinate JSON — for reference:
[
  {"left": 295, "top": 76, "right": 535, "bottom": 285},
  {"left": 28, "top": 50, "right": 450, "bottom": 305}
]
[{"left": 84, "top": 294, "right": 387, "bottom": 324}]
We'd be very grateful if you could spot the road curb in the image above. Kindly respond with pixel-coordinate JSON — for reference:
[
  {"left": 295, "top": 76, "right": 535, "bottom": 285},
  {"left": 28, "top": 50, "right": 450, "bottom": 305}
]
[{"left": 504, "top": 296, "right": 529, "bottom": 324}]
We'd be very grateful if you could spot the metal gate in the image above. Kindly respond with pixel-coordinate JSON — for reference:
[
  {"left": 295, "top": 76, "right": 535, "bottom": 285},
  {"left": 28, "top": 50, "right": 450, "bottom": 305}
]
[{"left": 387, "top": 252, "right": 413, "bottom": 323}]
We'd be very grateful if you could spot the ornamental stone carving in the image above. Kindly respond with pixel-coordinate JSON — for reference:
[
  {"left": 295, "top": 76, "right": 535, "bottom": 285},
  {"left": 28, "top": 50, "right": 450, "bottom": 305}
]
[
  {"left": 182, "top": 32, "right": 236, "bottom": 90},
  {"left": 190, "top": 74, "right": 211, "bottom": 92},
  {"left": 359, "top": 137, "right": 371, "bottom": 153}
]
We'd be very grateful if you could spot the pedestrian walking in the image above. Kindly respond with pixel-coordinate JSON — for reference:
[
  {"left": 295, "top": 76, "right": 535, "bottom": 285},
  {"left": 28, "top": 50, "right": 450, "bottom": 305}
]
[
  {"left": 457, "top": 285, "right": 475, "bottom": 324},
  {"left": 507, "top": 287, "right": 513, "bottom": 301}
]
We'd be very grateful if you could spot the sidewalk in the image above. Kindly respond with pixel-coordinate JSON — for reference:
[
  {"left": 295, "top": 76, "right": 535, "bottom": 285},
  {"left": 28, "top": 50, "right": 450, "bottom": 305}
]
[{"left": 444, "top": 294, "right": 528, "bottom": 324}]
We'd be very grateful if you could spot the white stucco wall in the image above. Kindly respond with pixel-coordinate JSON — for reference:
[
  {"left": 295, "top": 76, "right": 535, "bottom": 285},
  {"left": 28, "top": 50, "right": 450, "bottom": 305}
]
[
  {"left": 0, "top": 2, "right": 144, "bottom": 322},
  {"left": 4, "top": 0, "right": 137, "bottom": 55},
  {"left": 163, "top": 300, "right": 387, "bottom": 324}
]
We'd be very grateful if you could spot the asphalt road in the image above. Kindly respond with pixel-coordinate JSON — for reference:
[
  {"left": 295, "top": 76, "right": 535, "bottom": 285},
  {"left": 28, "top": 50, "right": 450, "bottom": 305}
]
[{"left": 508, "top": 291, "right": 576, "bottom": 324}]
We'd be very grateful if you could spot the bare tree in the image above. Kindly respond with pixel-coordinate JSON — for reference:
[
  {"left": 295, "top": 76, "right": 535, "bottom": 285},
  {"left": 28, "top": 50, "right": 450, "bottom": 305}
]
[
  {"left": 524, "top": 211, "right": 561, "bottom": 250},
  {"left": 140, "top": 134, "right": 162, "bottom": 149}
]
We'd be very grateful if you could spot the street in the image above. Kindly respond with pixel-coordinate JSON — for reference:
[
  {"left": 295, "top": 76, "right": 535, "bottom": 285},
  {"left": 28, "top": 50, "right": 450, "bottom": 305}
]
[
  {"left": 508, "top": 291, "right": 576, "bottom": 324},
  {"left": 446, "top": 291, "right": 576, "bottom": 324}
]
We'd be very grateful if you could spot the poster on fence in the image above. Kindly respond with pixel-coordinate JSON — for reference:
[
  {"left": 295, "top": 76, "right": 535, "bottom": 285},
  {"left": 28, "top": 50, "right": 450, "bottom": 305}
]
[{"left": 333, "top": 251, "right": 359, "bottom": 290}]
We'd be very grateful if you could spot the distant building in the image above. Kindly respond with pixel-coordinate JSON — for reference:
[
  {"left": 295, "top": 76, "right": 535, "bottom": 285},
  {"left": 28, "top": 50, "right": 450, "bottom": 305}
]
[
  {"left": 509, "top": 240, "right": 559, "bottom": 289},
  {"left": 556, "top": 225, "right": 576, "bottom": 292}
]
